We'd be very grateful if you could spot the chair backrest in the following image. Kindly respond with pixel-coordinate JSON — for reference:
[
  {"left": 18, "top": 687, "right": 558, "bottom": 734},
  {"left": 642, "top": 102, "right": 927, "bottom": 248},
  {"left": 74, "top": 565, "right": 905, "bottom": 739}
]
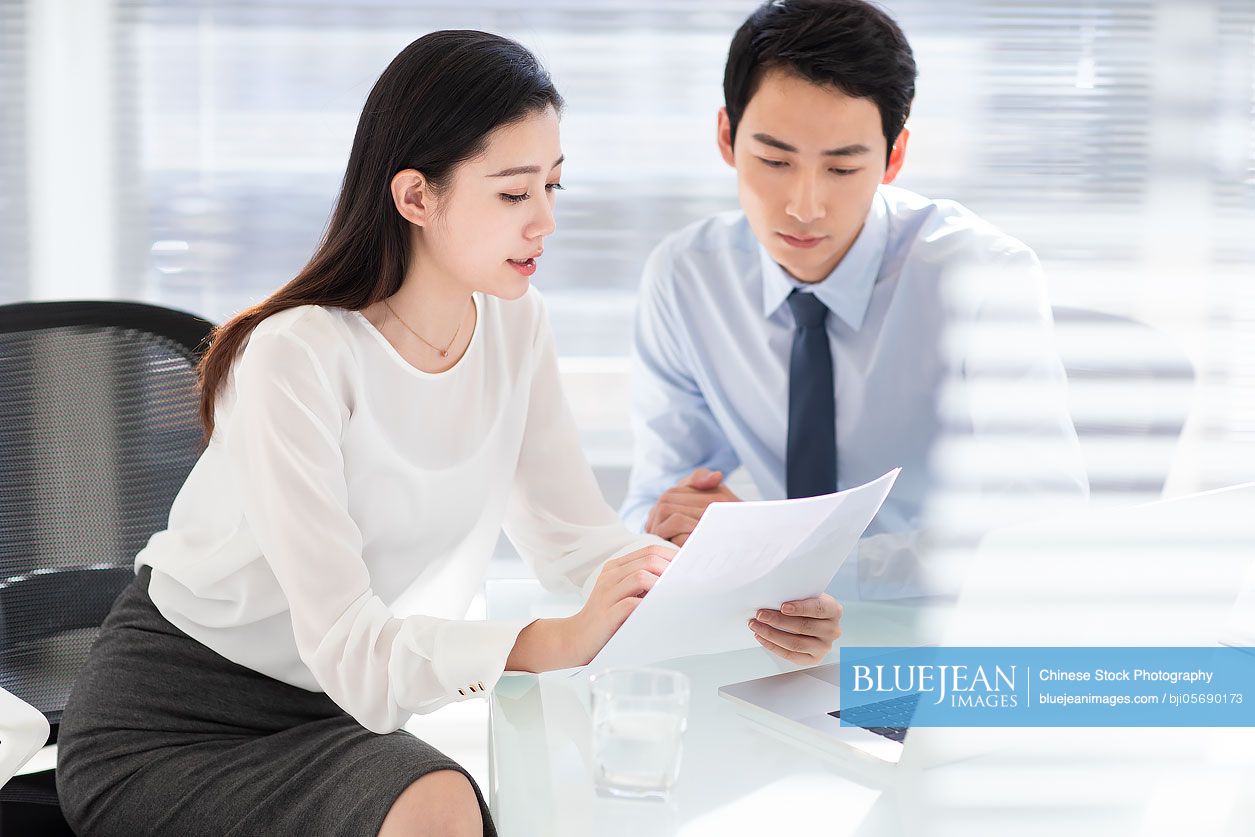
[
  {"left": 1052, "top": 305, "right": 1195, "bottom": 499},
  {"left": 0, "top": 301, "right": 213, "bottom": 726}
]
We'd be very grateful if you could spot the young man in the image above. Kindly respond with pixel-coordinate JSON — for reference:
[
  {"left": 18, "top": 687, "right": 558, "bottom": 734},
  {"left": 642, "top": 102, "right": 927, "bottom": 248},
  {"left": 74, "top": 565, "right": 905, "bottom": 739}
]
[{"left": 621, "top": 0, "right": 1088, "bottom": 600}]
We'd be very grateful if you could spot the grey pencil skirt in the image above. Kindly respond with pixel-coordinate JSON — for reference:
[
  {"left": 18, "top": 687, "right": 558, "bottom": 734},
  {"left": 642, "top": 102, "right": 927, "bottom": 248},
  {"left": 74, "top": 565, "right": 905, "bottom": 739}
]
[{"left": 55, "top": 566, "right": 497, "bottom": 837}]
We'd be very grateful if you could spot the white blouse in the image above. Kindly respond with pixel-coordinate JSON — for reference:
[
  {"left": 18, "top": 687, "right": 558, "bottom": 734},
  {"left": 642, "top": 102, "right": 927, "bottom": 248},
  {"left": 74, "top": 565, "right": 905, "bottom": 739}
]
[{"left": 137, "top": 288, "right": 659, "bottom": 733}]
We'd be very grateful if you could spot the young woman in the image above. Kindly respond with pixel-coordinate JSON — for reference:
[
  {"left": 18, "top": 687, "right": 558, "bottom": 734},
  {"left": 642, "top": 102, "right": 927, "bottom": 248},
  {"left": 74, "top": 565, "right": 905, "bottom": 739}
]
[{"left": 56, "top": 29, "right": 842, "bottom": 837}]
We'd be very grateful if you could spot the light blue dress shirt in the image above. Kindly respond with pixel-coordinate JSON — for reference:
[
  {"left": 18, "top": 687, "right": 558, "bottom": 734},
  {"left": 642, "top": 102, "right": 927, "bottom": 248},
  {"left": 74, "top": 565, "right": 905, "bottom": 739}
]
[{"left": 621, "top": 185, "right": 1089, "bottom": 600}]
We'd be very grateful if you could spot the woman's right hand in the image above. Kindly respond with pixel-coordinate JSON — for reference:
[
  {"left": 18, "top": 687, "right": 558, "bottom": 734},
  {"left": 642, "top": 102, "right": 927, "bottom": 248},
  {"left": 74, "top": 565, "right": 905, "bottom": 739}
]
[{"left": 565, "top": 545, "right": 677, "bottom": 667}]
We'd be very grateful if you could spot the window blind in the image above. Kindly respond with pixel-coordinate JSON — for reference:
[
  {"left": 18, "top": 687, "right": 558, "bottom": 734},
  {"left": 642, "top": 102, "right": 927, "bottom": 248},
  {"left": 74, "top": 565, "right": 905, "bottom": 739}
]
[
  {"left": 104, "top": 0, "right": 1203, "bottom": 357},
  {"left": 8, "top": 0, "right": 1255, "bottom": 484}
]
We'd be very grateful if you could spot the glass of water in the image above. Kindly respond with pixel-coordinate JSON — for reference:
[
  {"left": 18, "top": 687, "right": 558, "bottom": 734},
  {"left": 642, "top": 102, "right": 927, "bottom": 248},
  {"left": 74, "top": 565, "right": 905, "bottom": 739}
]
[{"left": 588, "top": 667, "right": 690, "bottom": 801}]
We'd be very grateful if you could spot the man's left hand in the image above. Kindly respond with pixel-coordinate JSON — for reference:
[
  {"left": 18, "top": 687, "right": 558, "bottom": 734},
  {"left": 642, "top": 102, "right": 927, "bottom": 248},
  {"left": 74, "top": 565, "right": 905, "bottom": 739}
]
[{"left": 748, "top": 594, "right": 843, "bottom": 665}]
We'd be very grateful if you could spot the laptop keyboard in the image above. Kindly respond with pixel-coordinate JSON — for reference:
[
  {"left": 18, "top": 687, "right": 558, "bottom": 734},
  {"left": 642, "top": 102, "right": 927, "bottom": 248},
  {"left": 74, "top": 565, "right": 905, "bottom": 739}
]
[{"left": 828, "top": 693, "right": 921, "bottom": 743}]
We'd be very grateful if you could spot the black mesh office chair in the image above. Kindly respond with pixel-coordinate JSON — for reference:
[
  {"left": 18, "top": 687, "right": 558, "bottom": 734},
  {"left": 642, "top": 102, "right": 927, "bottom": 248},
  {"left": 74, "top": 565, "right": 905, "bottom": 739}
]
[
  {"left": 1052, "top": 306, "right": 1195, "bottom": 498},
  {"left": 0, "top": 301, "right": 213, "bottom": 834}
]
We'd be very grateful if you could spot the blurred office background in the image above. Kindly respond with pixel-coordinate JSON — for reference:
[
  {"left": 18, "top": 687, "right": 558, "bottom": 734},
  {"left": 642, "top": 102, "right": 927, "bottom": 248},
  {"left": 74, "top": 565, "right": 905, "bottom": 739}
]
[{"left": 3, "top": 0, "right": 1252, "bottom": 497}]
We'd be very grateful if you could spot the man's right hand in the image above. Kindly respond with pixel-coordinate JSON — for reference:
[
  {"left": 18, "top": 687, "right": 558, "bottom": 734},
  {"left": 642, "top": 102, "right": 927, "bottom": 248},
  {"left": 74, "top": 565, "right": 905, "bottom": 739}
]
[
  {"left": 644, "top": 468, "right": 741, "bottom": 546},
  {"left": 564, "top": 544, "right": 677, "bottom": 667}
]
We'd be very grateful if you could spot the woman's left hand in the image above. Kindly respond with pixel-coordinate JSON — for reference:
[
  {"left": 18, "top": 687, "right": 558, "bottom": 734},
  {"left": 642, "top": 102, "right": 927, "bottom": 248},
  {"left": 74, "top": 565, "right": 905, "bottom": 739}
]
[{"left": 748, "top": 594, "right": 843, "bottom": 665}]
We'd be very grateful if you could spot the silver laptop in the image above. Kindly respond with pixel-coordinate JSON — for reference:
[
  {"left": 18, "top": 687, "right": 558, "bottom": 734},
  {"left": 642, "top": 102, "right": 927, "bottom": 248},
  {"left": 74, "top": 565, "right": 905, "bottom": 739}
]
[{"left": 718, "top": 483, "right": 1255, "bottom": 769}]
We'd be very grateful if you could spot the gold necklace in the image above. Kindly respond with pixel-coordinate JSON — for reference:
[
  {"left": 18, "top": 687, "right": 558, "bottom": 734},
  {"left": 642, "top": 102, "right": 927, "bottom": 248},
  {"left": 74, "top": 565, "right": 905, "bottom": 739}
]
[{"left": 382, "top": 298, "right": 467, "bottom": 359}]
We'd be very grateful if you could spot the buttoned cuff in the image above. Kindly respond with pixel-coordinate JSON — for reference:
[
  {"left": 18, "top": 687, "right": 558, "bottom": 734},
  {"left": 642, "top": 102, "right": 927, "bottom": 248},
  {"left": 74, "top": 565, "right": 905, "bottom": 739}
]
[{"left": 433, "top": 617, "right": 535, "bottom": 700}]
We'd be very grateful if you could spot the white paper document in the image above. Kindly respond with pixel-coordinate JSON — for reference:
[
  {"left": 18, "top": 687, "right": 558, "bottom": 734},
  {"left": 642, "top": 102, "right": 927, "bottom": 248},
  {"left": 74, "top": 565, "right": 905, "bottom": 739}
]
[{"left": 585, "top": 469, "right": 900, "bottom": 672}]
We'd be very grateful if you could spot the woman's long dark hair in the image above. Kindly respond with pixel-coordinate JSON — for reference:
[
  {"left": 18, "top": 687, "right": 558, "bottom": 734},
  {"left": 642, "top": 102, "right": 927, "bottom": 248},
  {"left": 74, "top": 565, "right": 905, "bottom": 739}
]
[{"left": 197, "top": 30, "right": 563, "bottom": 436}]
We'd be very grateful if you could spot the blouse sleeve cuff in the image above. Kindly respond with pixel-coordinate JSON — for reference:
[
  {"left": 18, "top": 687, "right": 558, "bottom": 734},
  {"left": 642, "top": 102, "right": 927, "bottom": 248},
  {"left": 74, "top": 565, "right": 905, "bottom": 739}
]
[{"left": 432, "top": 616, "right": 535, "bottom": 700}]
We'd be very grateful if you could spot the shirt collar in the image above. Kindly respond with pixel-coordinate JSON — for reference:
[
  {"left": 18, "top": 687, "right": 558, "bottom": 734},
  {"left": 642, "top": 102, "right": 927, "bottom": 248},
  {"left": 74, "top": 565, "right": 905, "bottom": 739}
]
[{"left": 759, "top": 189, "right": 889, "bottom": 331}]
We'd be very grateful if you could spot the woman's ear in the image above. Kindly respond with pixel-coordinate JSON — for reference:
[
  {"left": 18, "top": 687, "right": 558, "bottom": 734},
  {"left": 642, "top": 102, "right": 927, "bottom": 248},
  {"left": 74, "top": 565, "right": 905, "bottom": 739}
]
[{"left": 390, "top": 169, "right": 433, "bottom": 227}]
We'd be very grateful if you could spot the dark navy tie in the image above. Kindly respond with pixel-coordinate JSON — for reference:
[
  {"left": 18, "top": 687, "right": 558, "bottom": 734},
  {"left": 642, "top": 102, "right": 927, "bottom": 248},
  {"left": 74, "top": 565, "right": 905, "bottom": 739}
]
[{"left": 786, "top": 290, "right": 837, "bottom": 498}]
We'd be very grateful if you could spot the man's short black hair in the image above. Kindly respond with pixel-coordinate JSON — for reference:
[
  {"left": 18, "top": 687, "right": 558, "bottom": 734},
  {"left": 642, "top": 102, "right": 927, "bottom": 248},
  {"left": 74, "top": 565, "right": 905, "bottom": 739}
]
[{"left": 723, "top": 0, "right": 918, "bottom": 164}]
